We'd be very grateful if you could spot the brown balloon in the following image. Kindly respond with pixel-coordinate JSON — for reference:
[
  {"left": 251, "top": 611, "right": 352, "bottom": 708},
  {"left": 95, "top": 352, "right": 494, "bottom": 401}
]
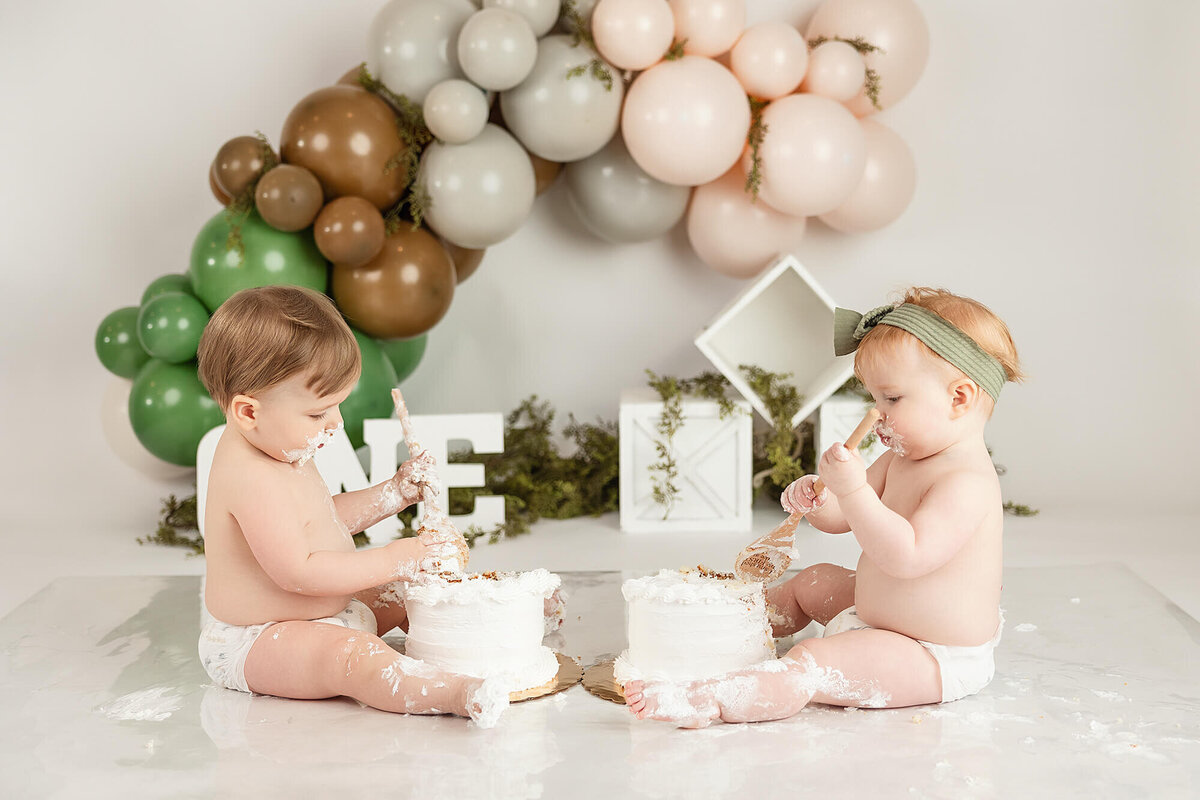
[
  {"left": 440, "top": 238, "right": 486, "bottom": 284},
  {"left": 254, "top": 164, "right": 324, "bottom": 232},
  {"left": 209, "top": 161, "right": 232, "bottom": 206},
  {"left": 314, "top": 196, "right": 386, "bottom": 267},
  {"left": 280, "top": 85, "right": 408, "bottom": 211},
  {"left": 529, "top": 153, "right": 563, "bottom": 196},
  {"left": 337, "top": 64, "right": 365, "bottom": 86},
  {"left": 214, "top": 135, "right": 274, "bottom": 198},
  {"left": 332, "top": 227, "right": 455, "bottom": 339}
]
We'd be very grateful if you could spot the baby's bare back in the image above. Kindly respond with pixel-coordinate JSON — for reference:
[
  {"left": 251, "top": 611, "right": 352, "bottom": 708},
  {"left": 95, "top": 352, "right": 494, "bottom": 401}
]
[
  {"left": 203, "top": 428, "right": 356, "bottom": 626},
  {"left": 855, "top": 451, "right": 1003, "bottom": 647}
]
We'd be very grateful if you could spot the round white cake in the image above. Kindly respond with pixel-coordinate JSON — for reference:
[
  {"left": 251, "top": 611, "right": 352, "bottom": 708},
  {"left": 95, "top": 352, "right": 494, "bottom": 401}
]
[
  {"left": 403, "top": 569, "right": 561, "bottom": 693},
  {"left": 614, "top": 567, "right": 776, "bottom": 685}
]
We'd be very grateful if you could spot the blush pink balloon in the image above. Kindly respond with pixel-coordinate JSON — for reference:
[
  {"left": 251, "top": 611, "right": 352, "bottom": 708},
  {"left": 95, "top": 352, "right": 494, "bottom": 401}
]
[
  {"left": 730, "top": 21, "right": 808, "bottom": 100},
  {"left": 743, "top": 93, "right": 866, "bottom": 217},
  {"left": 818, "top": 119, "right": 915, "bottom": 233},
  {"left": 622, "top": 56, "right": 751, "bottom": 187},
  {"left": 806, "top": 0, "right": 930, "bottom": 116},
  {"left": 687, "top": 166, "right": 807, "bottom": 278},
  {"left": 592, "top": 0, "right": 675, "bottom": 71},
  {"left": 668, "top": 0, "right": 746, "bottom": 57},
  {"left": 800, "top": 39, "right": 866, "bottom": 102}
]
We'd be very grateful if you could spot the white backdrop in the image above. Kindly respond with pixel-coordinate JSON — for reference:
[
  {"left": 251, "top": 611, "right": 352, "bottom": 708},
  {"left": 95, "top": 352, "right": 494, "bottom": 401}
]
[{"left": 1, "top": 0, "right": 1197, "bottom": 540}]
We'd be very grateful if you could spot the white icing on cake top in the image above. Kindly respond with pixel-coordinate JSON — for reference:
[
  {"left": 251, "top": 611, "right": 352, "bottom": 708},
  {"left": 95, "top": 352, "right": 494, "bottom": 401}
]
[
  {"left": 405, "top": 569, "right": 561, "bottom": 606},
  {"left": 621, "top": 568, "right": 765, "bottom": 606}
]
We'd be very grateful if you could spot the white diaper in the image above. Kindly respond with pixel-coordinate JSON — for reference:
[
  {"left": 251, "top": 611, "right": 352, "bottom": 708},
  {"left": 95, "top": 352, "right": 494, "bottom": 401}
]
[
  {"left": 823, "top": 606, "right": 1004, "bottom": 703},
  {"left": 198, "top": 599, "right": 378, "bottom": 693}
]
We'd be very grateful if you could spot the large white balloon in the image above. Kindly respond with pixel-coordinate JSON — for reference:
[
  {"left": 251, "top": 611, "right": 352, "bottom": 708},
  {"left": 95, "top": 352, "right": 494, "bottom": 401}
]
[
  {"left": 101, "top": 377, "right": 194, "bottom": 481},
  {"left": 418, "top": 124, "right": 537, "bottom": 248},
  {"left": 743, "top": 93, "right": 866, "bottom": 217},
  {"left": 368, "top": 0, "right": 478, "bottom": 105},
  {"left": 500, "top": 35, "right": 624, "bottom": 163},
  {"left": 484, "top": 0, "right": 560, "bottom": 37},
  {"left": 564, "top": 135, "right": 691, "bottom": 242},
  {"left": 457, "top": 7, "right": 539, "bottom": 91}
]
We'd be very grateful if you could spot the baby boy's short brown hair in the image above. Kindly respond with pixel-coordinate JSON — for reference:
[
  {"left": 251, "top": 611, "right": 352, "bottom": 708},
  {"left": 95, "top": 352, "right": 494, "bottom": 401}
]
[{"left": 198, "top": 286, "right": 361, "bottom": 411}]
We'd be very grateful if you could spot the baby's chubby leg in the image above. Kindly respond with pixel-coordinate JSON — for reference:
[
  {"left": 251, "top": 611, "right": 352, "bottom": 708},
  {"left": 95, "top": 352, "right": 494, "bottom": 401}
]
[
  {"left": 242, "top": 621, "right": 507, "bottom": 727},
  {"left": 765, "top": 563, "right": 856, "bottom": 637},
  {"left": 625, "top": 628, "right": 942, "bottom": 728}
]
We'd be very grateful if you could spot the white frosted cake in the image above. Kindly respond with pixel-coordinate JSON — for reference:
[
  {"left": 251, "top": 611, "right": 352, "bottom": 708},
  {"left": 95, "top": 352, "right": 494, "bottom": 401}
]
[
  {"left": 403, "top": 569, "right": 561, "bottom": 694},
  {"left": 614, "top": 567, "right": 776, "bottom": 684}
]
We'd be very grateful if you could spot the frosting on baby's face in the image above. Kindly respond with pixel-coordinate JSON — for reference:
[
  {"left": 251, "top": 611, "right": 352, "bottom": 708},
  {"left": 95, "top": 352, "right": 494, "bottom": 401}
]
[
  {"left": 856, "top": 338, "right": 966, "bottom": 460},
  {"left": 231, "top": 372, "right": 354, "bottom": 465}
]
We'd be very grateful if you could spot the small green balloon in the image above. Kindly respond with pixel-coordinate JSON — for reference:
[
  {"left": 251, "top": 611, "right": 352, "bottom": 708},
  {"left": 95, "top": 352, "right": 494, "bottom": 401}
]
[
  {"left": 141, "top": 273, "right": 195, "bottom": 305},
  {"left": 129, "top": 360, "right": 225, "bottom": 466},
  {"left": 189, "top": 209, "right": 328, "bottom": 312},
  {"left": 137, "top": 291, "right": 210, "bottom": 364},
  {"left": 96, "top": 306, "right": 151, "bottom": 379},
  {"left": 378, "top": 335, "right": 428, "bottom": 385},
  {"left": 340, "top": 329, "right": 398, "bottom": 449}
]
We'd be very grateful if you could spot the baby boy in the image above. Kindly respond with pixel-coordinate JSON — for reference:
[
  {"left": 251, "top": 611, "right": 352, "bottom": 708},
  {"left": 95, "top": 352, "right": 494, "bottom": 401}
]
[{"left": 196, "top": 285, "right": 507, "bottom": 727}]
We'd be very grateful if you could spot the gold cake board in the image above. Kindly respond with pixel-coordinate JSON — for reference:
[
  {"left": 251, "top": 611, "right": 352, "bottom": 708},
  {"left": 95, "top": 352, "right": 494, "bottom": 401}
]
[
  {"left": 581, "top": 659, "right": 626, "bottom": 705},
  {"left": 510, "top": 652, "right": 583, "bottom": 702}
]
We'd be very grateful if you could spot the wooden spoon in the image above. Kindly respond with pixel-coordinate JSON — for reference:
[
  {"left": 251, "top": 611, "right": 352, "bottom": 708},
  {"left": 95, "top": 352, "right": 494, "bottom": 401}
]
[{"left": 733, "top": 408, "right": 881, "bottom": 583}]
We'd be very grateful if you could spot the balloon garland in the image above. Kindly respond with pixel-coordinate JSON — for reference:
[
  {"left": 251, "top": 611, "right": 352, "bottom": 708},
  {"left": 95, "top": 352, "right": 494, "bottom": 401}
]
[{"left": 95, "top": 0, "right": 930, "bottom": 470}]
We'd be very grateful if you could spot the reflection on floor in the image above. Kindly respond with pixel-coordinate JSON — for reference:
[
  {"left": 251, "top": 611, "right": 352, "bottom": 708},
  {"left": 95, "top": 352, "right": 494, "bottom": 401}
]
[{"left": 1, "top": 565, "right": 1197, "bottom": 798}]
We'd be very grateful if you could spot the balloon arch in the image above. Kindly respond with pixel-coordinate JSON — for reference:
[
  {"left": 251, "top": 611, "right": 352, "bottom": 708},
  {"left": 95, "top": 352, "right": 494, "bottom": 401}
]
[{"left": 94, "top": 0, "right": 929, "bottom": 472}]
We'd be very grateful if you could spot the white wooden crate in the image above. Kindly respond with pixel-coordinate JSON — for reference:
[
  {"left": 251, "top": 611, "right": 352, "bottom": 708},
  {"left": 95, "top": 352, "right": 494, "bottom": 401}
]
[
  {"left": 619, "top": 388, "right": 753, "bottom": 533},
  {"left": 694, "top": 254, "right": 855, "bottom": 428}
]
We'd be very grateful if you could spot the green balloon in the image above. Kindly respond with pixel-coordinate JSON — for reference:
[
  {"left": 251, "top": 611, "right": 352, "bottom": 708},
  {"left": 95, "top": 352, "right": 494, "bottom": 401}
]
[
  {"left": 137, "top": 291, "right": 210, "bottom": 364},
  {"left": 189, "top": 209, "right": 328, "bottom": 312},
  {"left": 340, "top": 329, "right": 398, "bottom": 449},
  {"left": 96, "top": 306, "right": 151, "bottom": 379},
  {"left": 141, "top": 273, "right": 195, "bottom": 305},
  {"left": 378, "top": 335, "right": 428, "bottom": 385},
  {"left": 129, "top": 360, "right": 225, "bottom": 466}
]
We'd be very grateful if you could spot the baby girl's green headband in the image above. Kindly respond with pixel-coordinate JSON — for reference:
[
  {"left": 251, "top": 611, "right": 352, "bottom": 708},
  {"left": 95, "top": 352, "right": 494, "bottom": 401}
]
[{"left": 833, "top": 303, "right": 1007, "bottom": 401}]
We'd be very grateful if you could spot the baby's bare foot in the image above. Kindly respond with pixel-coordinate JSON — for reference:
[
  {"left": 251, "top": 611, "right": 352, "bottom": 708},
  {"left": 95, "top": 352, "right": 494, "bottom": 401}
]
[
  {"left": 543, "top": 588, "right": 566, "bottom": 634},
  {"left": 624, "top": 678, "right": 720, "bottom": 729}
]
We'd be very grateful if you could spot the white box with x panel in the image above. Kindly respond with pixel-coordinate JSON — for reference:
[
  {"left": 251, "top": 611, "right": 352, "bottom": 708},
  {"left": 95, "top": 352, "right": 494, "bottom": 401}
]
[{"left": 618, "top": 388, "right": 754, "bottom": 533}]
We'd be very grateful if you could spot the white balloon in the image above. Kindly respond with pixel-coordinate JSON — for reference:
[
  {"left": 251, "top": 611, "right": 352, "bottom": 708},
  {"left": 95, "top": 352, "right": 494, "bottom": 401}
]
[
  {"left": 419, "top": 124, "right": 537, "bottom": 248},
  {"left": 423, "top": 79, "right": 490, "bottom": 143},
  {"left": 483, "top": 0, "right": 560, "bottom": 37},
  {"left": 100, "top": 377, "right": 194, "bottom": 481},
  {"left": 500, "top": 35, "right": 624, "bottom": 163},
  {"left": 564, "top": 135, "right": 691, "bottom": 242},
  {"left": 368, "top": 0, "right": 478, "bottom": 105},
  {"left": 458, "top": 7, "right": 539, "bottom": 91}
]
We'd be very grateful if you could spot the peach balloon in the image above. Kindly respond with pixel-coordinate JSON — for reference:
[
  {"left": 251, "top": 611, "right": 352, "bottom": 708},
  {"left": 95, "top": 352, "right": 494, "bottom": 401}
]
[
  {"left": 687, "top": 167, "right": 806, "bottom": 278},
  {"left": 730, "top": 22, "right": 808, "bottom": 100},
  {"left": 668, "top": 0, "right": 746, "bottom": 57},
  {"left": 800, "top": 39, "right": 866, "bottom": 102},
  {"left": 742, "top": 93, "right": 866, "bottom": 217},
  {"left": 818, "top": 119, "right": 915, "bottom": 233},
  {"left": 592, "top": 0, "right": 675, "bottom": 71},
  {"left": 622, "top": 56, "right": 750, "bottom": 187},
  {"left": 806, "top": 0, "right": 929, "bottom": 116}
]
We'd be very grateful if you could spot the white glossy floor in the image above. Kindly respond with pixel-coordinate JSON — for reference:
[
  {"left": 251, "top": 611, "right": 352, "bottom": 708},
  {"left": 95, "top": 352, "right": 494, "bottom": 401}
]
[{"left": 2, "top": 508, "right": 1199, "bottom": 798}]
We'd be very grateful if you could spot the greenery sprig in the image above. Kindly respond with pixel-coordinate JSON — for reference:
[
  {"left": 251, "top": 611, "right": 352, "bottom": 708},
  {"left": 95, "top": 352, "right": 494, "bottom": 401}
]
[
  {"left": 561, "top": 0, "right": 616, "bottom": 91},
  {"left": 744, "top": 98, "right": 769, "bottom": 200},
  {"left": 807, "top": 35, "right": 885, "bottom": 110},
  {"left": 663, "top": 39, "right": 687, "bottom": 61},
  {"left": 356, "top": 63, "right": 435, "bottom": 231}
]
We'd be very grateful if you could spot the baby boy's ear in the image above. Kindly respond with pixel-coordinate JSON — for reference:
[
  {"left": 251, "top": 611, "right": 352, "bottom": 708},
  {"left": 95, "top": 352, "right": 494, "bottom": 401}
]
[{"left": 229, "top": 394, "right": 261, "bottom": 431}]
